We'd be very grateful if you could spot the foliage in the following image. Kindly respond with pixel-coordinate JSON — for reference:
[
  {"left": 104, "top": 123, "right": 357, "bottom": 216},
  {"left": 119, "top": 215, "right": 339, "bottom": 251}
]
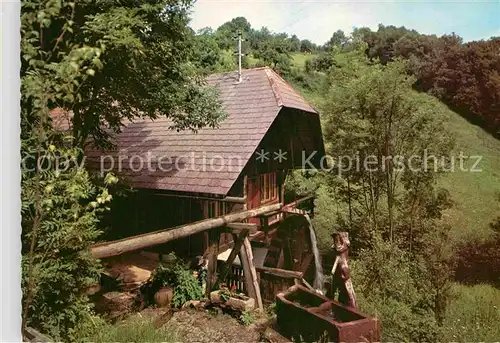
[
  {"left": 352, "top": 238, "right": 440, "bottom": 342},
  {"left": 20, "top": 144, "right": 116, "bottom": 340},
  {"left": 219, "top": 285, "right": 238, "bottom": 302},
  {"left": 196, "top": 17, "right": 321, "bottom": 78},
  {"left": 147, "top": 254, "right": 203, "bottom": 308},
  {"left": 353, "top": 24, "right": 500, "bottom": 135},
  {"left": 323, "top": 54, "right": 454, "bottom": 245},
  {"left": 287, "top": 49, "right": 459, "bottom": 340},
  {"left": 20, "top": 0, "right": 120, "bottom": 339},
  {"left": 305, "top": 52, "right": 336, "bottom": 72},
  {"left": 253, "top": 36, "right": 293, "bottom": 74},
  {"left": 454, "top": 214, "right": 500, "bottom": 286},
  {"left": 193, "top": 28, "right": 236, "bottom": 73},
  {"left": 325, "top": 29, "right": 348, "bottom": 50},
  {"left": 239, "top": 311, "right": 255, "bottom": 326},
  {"left": 81, "top": 314, "right": 179, "bottom": 342},
  {"left": 172, "top": 268, "right": 204, "bottom": 308},
  {"left": 22, "top": 0, "right": 225, "bottom": 149}
]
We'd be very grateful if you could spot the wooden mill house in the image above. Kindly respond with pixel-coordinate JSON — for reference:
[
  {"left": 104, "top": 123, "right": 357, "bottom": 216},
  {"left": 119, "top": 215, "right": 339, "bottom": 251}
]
[{"left": 57, "top": 67, "right": 326, "bottom": 307}]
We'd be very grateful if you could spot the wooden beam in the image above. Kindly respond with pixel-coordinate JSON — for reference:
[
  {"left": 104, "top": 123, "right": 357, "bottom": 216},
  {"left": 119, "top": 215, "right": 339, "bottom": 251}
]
[
  {"left": 255, "top": 266, "right": 303, "bottom": 279},
  {"left": 277, "top": 248, "right": 284, "bottom": 269},
  {"left": 91, "top": 202, "right": 282, "bottom": 259},
  {"left": 239, "top": 237, "right": 263, "bottom": 310},
  {"left": 223, "top": 196, "right": 247, "bottom": 204},
  {"left": 154, "top": 193, "right": 246, "bottom": 204},
  {"left": 225, "top": 222, "right": 258, "bottom": 234},
  {"left": 282, "top": 207, "right": 307, "bottom": 215},
  {"left": 300, "top": 253, "right": 313, "bottom": 274}
]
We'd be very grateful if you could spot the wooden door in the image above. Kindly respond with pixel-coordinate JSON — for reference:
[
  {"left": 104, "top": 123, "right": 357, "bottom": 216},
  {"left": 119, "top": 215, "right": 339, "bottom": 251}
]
[{"left": 246, "top": 176, "right": 260, "bottom": 224}]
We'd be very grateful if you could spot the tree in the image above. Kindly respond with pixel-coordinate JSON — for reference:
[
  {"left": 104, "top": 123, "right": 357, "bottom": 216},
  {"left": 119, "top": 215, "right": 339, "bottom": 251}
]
[
  {"left": 193, "top": 28, "right": 235, "bottom": 73},
  {"left": 253, "top": 36, "right": 293, "bottom": 74},
  {"left": 22, "top": 0, "right": 225, "bottom": 149},
  {"left": 300, "top": 39, "right": 315, "bottom": 53},
  {"left": 318, "top": 53, "right": 456, "bottom": 339},
  {"left": 324, "top": 55, "right": 454, "bottom": 242},
  {"left": 326, "top": 29, "right": 347, "bottom": 50},
  {"left": 215, "top": 16, "right": 252, "bottom": 50},
  {"left": 21, "top": 1, "right": 121, "bottom": 339},
  {"left": 20, "top": 0, "right": 223, "bottom": 340},
  {"left": 288, "top": 34, "right": 301, "bottom": 52}
]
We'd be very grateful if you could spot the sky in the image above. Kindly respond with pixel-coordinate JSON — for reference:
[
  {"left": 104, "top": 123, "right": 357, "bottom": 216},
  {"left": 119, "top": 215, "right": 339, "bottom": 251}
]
[{"left": 189, "top": 0, "right": 500, "bottom": 45}]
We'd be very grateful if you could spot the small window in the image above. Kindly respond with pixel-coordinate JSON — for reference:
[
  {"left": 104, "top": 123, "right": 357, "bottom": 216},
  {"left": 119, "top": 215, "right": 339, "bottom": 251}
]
[
  {"left": 203, "top": 200, "right": 228, "bottom": 219},
  {"left": 260, "top": 172, "right": 278, "bottom": 202}
]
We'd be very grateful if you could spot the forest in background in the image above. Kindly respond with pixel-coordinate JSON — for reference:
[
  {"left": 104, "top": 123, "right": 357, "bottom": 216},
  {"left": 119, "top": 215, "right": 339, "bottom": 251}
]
[
  {"left": 20, "top": 1, "right": 499, "bottom": 341},
  {"left": 192, "top": 17, "right": 500, "bottom": 137}
]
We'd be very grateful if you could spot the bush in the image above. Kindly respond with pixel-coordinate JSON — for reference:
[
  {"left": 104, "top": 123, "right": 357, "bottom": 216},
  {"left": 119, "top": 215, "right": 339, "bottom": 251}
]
[
  {"left": 145, "top": 254, "right": 204, "bottom": 308},
  {"left": 305, "top": 53, "right": 335, "bottom": 72},
  {"left": 21, "top": 145, "right": 116, "bottom": 340},
  {"left": 239, "top": 311, "right": 255, "bottom": 326},
  {"left": 454, "top": 235, "right": 500, "bottom": 286},
  {"left": 352, "top": 238, "right": 440, "bottom": 342},
  {"left": 171, "top": 269, "right": 204, "bottom": 308}
]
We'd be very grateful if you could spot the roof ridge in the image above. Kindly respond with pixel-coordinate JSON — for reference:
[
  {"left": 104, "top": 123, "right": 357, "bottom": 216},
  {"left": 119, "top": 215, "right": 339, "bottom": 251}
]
[
  {"left": 207, "top": 66, "right": 272, "bottom": 78},
  {"left": 264, "top": 67, "right": 284, "bottom": 108},
  {"left": 263, "top": 67, "right": 318, "bottom": 113}
]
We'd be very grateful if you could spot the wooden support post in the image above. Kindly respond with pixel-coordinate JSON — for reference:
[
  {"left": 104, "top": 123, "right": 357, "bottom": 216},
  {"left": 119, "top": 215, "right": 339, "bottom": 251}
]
[
  {"left": 260, "top": 215, "right": 270, "bottom": 231},
  {"left": 218, "top": 230, "right": 249, "bottom": 282},
  {"left": 255, "top": 266, "right": 303, "bottom": 279},
  {"left": 206, "top": 229, "right": 221, "bottom": 296},
  {"left": 239, "top": 237, "right": 263, "bottom": 310}
]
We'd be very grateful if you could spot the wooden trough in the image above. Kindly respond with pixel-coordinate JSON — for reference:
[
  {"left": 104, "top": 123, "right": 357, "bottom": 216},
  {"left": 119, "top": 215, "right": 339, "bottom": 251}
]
[{"left": 276, "top": 285, "right": 380, "bottom": 343}]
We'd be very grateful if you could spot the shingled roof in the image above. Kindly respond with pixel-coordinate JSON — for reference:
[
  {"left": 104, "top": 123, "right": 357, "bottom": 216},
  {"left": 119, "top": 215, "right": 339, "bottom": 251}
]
[{"left": 85, "top": 67, "right": 319, "bottom": 196}]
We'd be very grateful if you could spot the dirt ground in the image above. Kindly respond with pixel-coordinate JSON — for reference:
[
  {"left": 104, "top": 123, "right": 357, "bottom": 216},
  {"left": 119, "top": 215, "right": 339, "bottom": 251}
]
[{"left": 141, "top": 306, "right": 289, "bottom": 343}]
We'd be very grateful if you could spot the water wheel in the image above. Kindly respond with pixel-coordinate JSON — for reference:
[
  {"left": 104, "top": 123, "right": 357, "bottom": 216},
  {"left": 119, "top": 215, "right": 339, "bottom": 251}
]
[{"left": 263, "top": 214, "right": 317, "bottom": 284}]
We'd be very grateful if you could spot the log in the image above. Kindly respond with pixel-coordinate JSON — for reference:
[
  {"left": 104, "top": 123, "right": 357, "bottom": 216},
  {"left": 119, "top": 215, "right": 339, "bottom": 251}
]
[
  {"left": 91, "top": 203, "right": 282, "bottom": 259},
  {"left": 281, "top": 194, "right": 314, "bottom": 211},
  {"left": 239, "top": 237, "right": 263, "bottom": 310},
  {"left": 256, "top": 266, "right": 303, "bottom": 279}
]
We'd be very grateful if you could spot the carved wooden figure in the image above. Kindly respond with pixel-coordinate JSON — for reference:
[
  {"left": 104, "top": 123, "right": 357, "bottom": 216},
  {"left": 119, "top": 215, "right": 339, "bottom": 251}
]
[{"left": 331, "top": 232, "right": 357, "bottom": 308}]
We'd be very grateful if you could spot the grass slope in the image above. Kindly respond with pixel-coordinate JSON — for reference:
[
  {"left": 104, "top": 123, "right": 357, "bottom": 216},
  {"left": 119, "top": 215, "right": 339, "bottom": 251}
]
[
  {"left": 434, "top": 100, "right": 500, "bottom": 240},
  {"left": 441, "top": 283, "right": 500, "bottom": 342},
  {"left": 291, "top": 52, "right": 316, "bottom": 69}
]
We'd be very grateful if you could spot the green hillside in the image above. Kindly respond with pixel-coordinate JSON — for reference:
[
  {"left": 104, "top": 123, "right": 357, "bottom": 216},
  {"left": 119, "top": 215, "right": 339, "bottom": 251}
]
[
  {"left": 436, "top": 100, "right": 500, "bottom": 240},
  {"left": 289, "top": 65, "right": 500, "bottom": 241},
  {"left": 291, "top": 52, "right": 315, "bottom": 69}
]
